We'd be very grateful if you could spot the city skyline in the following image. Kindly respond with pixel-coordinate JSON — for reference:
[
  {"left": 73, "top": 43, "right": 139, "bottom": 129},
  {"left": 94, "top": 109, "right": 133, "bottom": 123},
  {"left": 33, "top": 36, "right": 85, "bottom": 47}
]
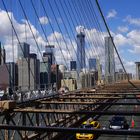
[
  {"left": 105, "top": 36, "right": 115, "bottom": 83},
  {"left": 0, "top": 2, "right": 139, "bottom": 139},
  {"left": 0, "top": 0, "right": 139, "bottom": 76}
]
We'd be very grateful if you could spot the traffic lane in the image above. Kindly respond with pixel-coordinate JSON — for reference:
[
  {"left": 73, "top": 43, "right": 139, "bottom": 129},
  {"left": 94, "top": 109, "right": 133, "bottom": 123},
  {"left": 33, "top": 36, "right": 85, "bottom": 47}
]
[
  {"left": 98, "top": 135, "right": 140, "bottom": 140},
  {"left": 68, "top": 97, "right": 140, "bottom": 140},
  {"left": 97, "top": 97, "right": 140, "bottom": 140},
  {"left": 98, "top": 98, "right": 127, "bottom": 128}
]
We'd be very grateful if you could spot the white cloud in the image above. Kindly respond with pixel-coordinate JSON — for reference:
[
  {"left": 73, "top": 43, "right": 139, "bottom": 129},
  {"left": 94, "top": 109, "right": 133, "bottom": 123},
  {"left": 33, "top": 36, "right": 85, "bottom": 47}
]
[
  {"left": 127, "top": 30, "right": 140, "bottom": 45},
  {"left": 46, "top": 27, "right": 105, "bottom": 68},
  {"left": 106, "top": 9, "right": 117, "bottom": 19},
  {"left": 0, "top": 9, "right": 17, "bottom": 37},
  {"left": 47, "top": 31, "right": 63, "bottom": 42},
  {"left": 128, "top": 45, "right": 140, "bottom": 54},
  {"left": 117, "top": 26, "right": 129, "bottom": 33},
  {"left": 124, "top": 60, "right": 135, "bottom": 74},
  {"left": 39, "top": 16, "right": 49, "bottom": 25},
  {"left": 125, "top": 30, "right": 140, "bottom": 54},
  {"left": 0, "top": 9, "right": 47, "bottom": 62},
  {"left": 0, "top": 9, "right": 139, "bottom": 75},
  {"left": 111, "top": 29, "right": 140, "bottom": 56},
  {"left": 44, "top": 27, "right": 140, "bottom": 75},
  {"left": 124, "top": 15, "right": 140, "bottom": 26},
  {"left": 114, "top": 34, "right": 128, "bottom": 47},
  {"left": 47, "top": 31, "right": 77, "bottom": 66},
  {"left": 76, "top": 25, "right": 85, "bottom": 33}
]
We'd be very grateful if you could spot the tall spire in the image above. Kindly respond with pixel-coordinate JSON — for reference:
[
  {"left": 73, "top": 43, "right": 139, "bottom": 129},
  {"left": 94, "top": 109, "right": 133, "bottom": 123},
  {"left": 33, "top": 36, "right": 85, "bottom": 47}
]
[{"left": 76, "top": 28, "right": 86, "bottom": 73}]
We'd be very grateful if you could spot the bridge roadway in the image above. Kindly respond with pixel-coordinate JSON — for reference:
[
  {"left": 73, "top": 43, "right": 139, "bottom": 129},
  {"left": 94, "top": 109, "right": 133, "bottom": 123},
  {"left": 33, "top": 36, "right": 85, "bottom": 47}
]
[
  {"left": 0, "top": 81, "right": 140, "bottom": 140},
  {"left": 97, "top": 96, "right": 140, "bottom": 140},
  {"left": 66, "top": 94, "right": 140, "bottom": 140},
  {"left": 0, "top": 89, "right": 113, "bottom": 140}
]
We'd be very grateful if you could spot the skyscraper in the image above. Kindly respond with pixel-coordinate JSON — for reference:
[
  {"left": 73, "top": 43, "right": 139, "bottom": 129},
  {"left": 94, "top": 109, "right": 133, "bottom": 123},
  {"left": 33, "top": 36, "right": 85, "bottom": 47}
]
[
  {"left": 0, "top": 42, "right": 6, "bottom": 65},
  {"left": 105, "top": 36, "right": 115, "bottom": 83},
  {"left": 18, "top": 54, "right": 40, "bottom": 91},
  {"left": 0, "top": 62, "right": 18, "bottom": 90},
  {"left": 29, "top": 54, "right": 40, "bottom": 90},
  {"left": 77, "top": 31, "right": 85, "bottom": 72},
  {"left": 45, "top": 45, "right": 55, "bottom": 65},
  {"left": 40, "top": 54, "right": 50, "bottom": 89},
  {"left": 135, "top": 62, "right": 140, "bottom": 80},
  {"left": 89, "top": 58, "right": 97, "bottom": 71},
  {"left": 17, "top": 43, "right": 39, "bottom": 90},
  {"left": 42, "top": 45, "right": 55, "bottom": 88},
  {"left": 18, "top": 42, "right": 30, "bottom": 59},
  {"left": 70, "top": 61, "right": 77, "bottom": 71}
]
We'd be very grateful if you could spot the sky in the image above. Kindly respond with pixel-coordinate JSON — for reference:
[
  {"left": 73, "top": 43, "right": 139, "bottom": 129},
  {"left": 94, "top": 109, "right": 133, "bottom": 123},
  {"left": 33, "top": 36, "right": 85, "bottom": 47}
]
[
  {"left": 98, "top": 0, "right": 140, "bottom": 75},
  {"left": 0, "top": 0, "right": 140, "bottom": 76}
]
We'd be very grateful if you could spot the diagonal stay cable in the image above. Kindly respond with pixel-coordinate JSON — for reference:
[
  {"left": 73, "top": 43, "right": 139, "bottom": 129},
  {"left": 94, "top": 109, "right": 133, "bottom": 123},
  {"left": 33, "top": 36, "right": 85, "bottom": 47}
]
[
  {"left": 65, "top": 0, "right": 95, "bottom": 63},
  {"left": 30, "top": 0, "right": 57, "bottom": 81},
  {"left": 53, "top": 0, "right": 84, "bottom": 76},
  {"left": 95, "top": 0, "right": 139, "bottom": 89},
  {"left": 18, "top": 0, "right": 45, "bottom": 67},
  {"left": 69, "top": 0, "right": 100, "bottom": 61},
  {"left": 40, "top": 0, "right": 71, "bottom": 88},
  {"left": 1, "top": 0, "right": 36, "bottom": 92}
]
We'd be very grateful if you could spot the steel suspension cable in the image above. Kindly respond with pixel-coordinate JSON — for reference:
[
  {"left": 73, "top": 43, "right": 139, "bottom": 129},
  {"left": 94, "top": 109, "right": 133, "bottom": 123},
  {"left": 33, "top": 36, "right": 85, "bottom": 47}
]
[
  {"left": 65, "top": 0, "right": 94, "bottom": 62},
  {"left": 30, "top": 0, "right": 58, "bottom": 89},
  {"left": 30, "top": 0, "right": 68, "bottom": 89},
  {"left": 73, "top": 0, "right": 102, "bottom": 61},
  {"left": 53, "top": 0, "right": 84, "bottom": 76},
  {"left": 69, "top": 0, "right": 100, "bottom": 61},
  {"left": 68, "top": 0, "right": 103, "bottom": 83},
  {"left": 1, "top": 0, "right": 36, "bottom": 91},
  {"left": 95, "top": 0, "right": 138, "bottom": 89},
  {"left": 84, "top": 0, "right": 105, "bottom": 56},
  {"left": 47, "top": 0, "right": 76, "bottom": 66},
  {"left": 40, "top": 0, "right": 72, "bottom": 88}
]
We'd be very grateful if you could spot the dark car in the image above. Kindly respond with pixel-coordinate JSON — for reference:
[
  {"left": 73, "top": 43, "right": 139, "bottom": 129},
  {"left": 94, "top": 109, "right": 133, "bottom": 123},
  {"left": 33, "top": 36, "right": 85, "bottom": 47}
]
[{"left": 109, "top": 115, "right": 129, "bottom": 129}]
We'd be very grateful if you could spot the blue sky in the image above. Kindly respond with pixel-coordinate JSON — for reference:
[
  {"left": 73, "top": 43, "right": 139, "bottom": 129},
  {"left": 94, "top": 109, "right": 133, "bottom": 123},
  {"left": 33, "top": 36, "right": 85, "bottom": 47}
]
[
  {"left": 98, "top": 0, "right": 140, "bottom": 74},
  {"left": 0, "top": 0, "right": 140, "bottom": 75},
  {"left": 99, "top": 0, "right": 140, "bottom": 31}
]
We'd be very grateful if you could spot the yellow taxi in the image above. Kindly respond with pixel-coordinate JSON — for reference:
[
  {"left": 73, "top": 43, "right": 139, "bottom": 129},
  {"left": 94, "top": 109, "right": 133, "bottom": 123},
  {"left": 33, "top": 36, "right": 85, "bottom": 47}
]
[{"left": 76, "top": 120, "right": 100, "bottom": 140}]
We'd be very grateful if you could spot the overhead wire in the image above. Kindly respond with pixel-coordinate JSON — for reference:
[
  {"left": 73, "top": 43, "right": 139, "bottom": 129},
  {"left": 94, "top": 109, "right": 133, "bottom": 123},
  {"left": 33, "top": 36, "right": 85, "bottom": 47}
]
[
  {"left": 18, "top": 0, "right": 52, "bottom": 90},
  {"left": 53, "top": 0, "right": 86, "bottom": 80},
  {"left": 67, "top": 0, "right": 103, "bottom": 84},
  {"left": 78, "top": 0, "right": 106, "bottom": 79},
  {"left": 69, "top": 0, "right": 94, "bottom": 60},
  {"left": 63, "top": 0, "right": 100, "bottom": 87},
  {"left": 47, "top": 0, "right": 75, "bottom": 67},
  {"left": 2, "top": 0, "right": 133, "bottom": 92},
  {"left": 11, "top": 0, "right": 15, "bottom": 90},
  {"left": 40, "top": 0, "right": 72, "bottom": 89},
  {"left": 1, "top": 0, "right": 36, "bottom": 92},
  {"left": 72, "top": 0, "right": 102, "bottom": 61},
  {"left": 95, "top": 0, "right": 138, "bottom": 89},
  {"left": 63, "top": 0, "right": 95, "bottom": 88},
  {"left": 64, "top": 0, "right": 100, "bottom": 87},
  {"left": 48, "top": 0, "right": 88, "bottom": 89},
  {"left": 30, "top": 0, "right": 67, "bottom": 90},
  {"left": 64, "top": 0, "right": 92, "bottom": 65},
  {"left": 87, "top": 0, "right": 106, "bottom": 47},
  {"left": 30, "top": 2, "right": 55, "bottom": 63},
  {"left": 68, "top": 0, "right": 100, "bottom": 64},
  {"left": 84, "top": 0, "right": 105, "bottom": 57}
]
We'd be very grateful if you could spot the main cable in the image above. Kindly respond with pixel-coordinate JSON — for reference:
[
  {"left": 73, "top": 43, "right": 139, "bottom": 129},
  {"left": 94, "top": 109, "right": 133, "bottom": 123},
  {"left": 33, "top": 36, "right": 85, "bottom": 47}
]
[
  {"left": 1, "top": 0, "right": 36, "bottom": 92},
  {"left": 95, "top": 0, "right": 138, "bottom": 89}
]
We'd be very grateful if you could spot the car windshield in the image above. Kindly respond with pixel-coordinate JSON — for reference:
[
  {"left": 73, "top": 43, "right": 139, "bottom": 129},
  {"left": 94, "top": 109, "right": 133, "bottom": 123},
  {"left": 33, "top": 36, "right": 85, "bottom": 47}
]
[
  {"left": 112, "top": 116, "right": 125, "bottom": 121},
  {"left": 82, "top": 124, "right": 92, "bottom": 128}
]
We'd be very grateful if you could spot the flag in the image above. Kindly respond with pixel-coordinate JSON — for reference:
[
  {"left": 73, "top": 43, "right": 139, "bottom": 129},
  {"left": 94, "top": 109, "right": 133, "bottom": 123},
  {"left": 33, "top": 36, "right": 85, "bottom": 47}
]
[{"left": 131, "top": 118, "right": 135, "bottom": 128}]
